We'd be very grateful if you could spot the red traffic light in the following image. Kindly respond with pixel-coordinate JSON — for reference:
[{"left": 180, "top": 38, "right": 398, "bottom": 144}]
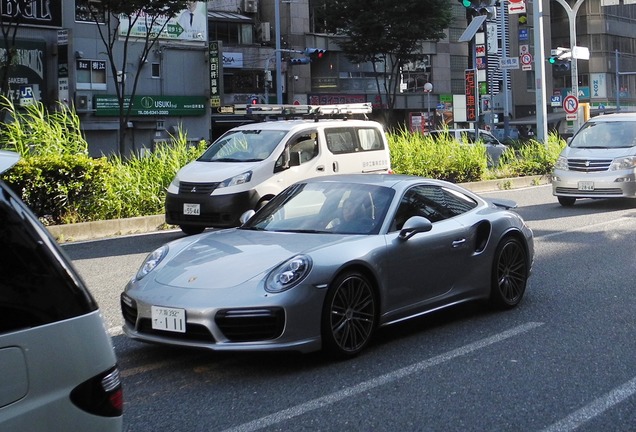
[{"left": 302, "top": 48, "right": 326, "bottom": 60}]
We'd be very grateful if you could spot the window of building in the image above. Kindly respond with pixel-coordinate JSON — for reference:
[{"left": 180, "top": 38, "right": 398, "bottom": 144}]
[
  {"left": 76, "top": 59, "right": 107, "bottom": 90},
  {"left": 75, "top": 0, "right": 106, "bottom": 23},
  {"left": 151, "top": 63, "right": 161, "bottom": 78},
  {"left": 209, "top": 21, "right": 253, "bottom": 45}
]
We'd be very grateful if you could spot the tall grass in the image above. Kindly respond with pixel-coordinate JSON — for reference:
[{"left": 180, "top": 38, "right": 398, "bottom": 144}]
[
  {"left": 0, "top": 96, "right": 88, "bottom": 156},
  {"left": 105, "top": 127, "right": 207, "bottom": 219}
]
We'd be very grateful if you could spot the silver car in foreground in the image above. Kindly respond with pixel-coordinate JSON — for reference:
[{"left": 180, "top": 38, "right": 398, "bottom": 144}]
[
  {"left": 552, "top": 112, "right": 636, "bottom": 206},
  {"left": 0, "top": 151, "right": 122, "bottom": 431},
  {"left": 122, "top": 174, "right": 534, "bottom": 358}
]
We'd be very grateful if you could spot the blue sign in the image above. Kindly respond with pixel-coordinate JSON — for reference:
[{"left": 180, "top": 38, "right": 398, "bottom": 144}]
[
  {"left": 436, "top": 103, "right": 445, "bottom": 110},
  {"left": 519, "top": 29, "right": 529, "bottom": 41}
]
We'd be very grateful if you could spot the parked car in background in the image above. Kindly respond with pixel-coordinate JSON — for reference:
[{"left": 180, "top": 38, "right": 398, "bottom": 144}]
[
  {"left": 165, "top": 103, "right": 392, "bottom": 235},
  {"left": 0, "top": 150, "right": 123, "bottom": 431},
  {"left": 122, "top": 174, "right": 533, "bottom": 359},
  {"left": 552, "top": 112, "right": 636, "bottom": 206},
  {"left": 427, "top": 128, "right": 508, "bottom": 166}
]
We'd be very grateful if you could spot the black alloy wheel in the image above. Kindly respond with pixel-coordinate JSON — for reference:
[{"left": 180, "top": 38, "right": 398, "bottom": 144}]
[
  {"left": 322, "top": 271, "right": 377, "bottom": 358},
  {"left": 490, "top": 237, "right": 528, "bottom": 309}
]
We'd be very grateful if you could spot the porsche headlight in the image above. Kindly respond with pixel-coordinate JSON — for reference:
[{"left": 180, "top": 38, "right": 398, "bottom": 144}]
[
  {"left": 609, "top": 156, "right": 636, "bottom": 171},
  {"left": 265, "top": 255, "right": 312, "bottom": 293},
  {"left": 217, "top": 171, "right": 252, "bottom": 189},
  {"left": 136, "top": 245, "right": 169, "bottom": 280},
  {"left": 554, "top": 155, "right": 568, "bottom": 171}
]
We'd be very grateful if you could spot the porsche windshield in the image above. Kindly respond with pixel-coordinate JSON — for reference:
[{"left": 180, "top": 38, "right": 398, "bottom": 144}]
[
  {"left": 570, "top": 121, "right": 636, "bottom": 149},
  {"left": 242, "top": 182, "right": 395, "bottom": 235},
  {"left": 198, "top": 130, "right": 287, "bottom": 162}
]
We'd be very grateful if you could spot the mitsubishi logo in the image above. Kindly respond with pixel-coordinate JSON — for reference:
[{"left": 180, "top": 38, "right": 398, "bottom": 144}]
[{"left": 191, "top": 186, "right": 197, "bottom": 193}]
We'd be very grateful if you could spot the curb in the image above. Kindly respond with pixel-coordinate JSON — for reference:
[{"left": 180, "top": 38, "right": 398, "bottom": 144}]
[{"left": 48, "top": 175, "right": 550, "bottom": 243}]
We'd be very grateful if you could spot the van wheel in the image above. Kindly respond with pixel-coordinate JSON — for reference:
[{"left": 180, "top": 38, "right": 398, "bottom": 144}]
[
  {"left": 558, "top": 196, "right": 576, "bottom": 206},
  {"left": 180, "top": 225, "right": 205, "bottom": 235}
]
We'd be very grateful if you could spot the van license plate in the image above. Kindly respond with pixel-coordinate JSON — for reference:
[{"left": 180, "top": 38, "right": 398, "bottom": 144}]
[
  {"left": 183, "top": 203, "right": 200, "bottom": 215},
  {"left": 151, "top": 306, "right": 186, "bottom": 333},
  {"left": 578, "top": 181, "right": 594, "bottom": 191}
]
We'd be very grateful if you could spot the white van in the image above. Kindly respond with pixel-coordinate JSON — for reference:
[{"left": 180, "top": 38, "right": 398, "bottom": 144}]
[
  {"left": 0, "top": 150, "right": 123, "bottom": 431},
  {"left": 165, "top": 103, "right": 392, "bottom": 234}
]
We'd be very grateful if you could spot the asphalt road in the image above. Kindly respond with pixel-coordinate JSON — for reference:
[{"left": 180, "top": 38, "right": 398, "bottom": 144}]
[{"left": 63, "top": 184, "right": 636, "bottom": 432}]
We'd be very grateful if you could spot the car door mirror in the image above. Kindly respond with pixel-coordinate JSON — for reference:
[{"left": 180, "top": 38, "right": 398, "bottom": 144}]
[
  {"left": 398, "top": 216, "right": 433, "bottom": 240},
  {"left": 240, "top": 210, "right": 256, "bottom": 225}
]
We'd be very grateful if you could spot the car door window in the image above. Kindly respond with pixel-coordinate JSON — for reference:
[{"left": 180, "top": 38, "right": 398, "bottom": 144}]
[
  {"left": 0, "top": 185, "right": 97, "bottom": 334},
  {"left": 391, "top": 185, "right": 477, "bottom": 231}
]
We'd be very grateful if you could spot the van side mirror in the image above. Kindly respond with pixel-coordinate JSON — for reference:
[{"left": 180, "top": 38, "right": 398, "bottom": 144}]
[{"left": 289, "top": 151, "right": 301, "bottom": 167}]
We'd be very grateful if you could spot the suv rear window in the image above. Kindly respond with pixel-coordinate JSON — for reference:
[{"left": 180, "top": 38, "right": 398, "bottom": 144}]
[{"left": 0, "top": 183, "right": 97, "bottom": 334}]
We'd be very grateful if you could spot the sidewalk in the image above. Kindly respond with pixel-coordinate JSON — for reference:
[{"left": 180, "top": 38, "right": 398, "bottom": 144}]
[{"left": 47, "top": 175, "right": 550, "bottom": 243}]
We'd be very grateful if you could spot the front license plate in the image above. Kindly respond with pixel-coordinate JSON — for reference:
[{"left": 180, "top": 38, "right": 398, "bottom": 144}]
[
  {"left": 183, "top": 203, "right": 200, "bottom": 216},
  {"left": 578, "top": 181, "right": 594, "bottom": 191},
  {"left": 151, "top": 306, "right": 186, "bottom": 333}
]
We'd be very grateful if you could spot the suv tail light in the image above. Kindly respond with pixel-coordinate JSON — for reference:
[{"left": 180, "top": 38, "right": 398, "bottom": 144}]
[{"left": 70, "top": 366, "right": 123, "bottom": 417}]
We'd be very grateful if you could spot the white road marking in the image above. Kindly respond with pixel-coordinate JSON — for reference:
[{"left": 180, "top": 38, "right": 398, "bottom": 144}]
[
  {"left": 222, "top": 322, "right": 544, "bottom": 432},
  {"left": 536, "top": 217, "right": 632, "bottom": 241},
  {"left": 541, "top": 376, "right": 636, "bottom": 432}
]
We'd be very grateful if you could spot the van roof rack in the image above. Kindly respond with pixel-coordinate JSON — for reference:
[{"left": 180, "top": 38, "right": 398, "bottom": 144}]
[{"left": 246, "top": 102, "right": 372, "bottom": 121}]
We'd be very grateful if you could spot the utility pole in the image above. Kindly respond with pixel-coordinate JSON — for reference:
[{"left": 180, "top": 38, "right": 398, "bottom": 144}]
[{"left": 532, "top": 0, "right": 548, "bottom": 143}]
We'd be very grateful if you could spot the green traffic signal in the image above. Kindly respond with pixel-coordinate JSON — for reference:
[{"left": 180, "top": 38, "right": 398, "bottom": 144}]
[
  {"left": 462, "top": 0, "right": 472, "bottom": 6},
  {"left": 548, "top": 56, "right": 557, "bottom": 64}
]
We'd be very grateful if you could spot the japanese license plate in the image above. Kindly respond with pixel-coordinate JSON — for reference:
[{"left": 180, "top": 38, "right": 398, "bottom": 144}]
[
  {"left": 151, "top": 306, "right": 186, "bottom": 333},
  {"left": 183, "top": 203, "right": 200, "bottom": 215},
  {"left": 578, "top": 181, "right": 594, "bottom": 191}
]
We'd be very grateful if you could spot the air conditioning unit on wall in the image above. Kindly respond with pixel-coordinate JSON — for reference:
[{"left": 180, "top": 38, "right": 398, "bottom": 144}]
[
  {"left": 257, "top": 22, "right": 271, "bottom": 42},
  {"left": 243, "top": 0, "right": 257, "bottom": 13},
  {"left": 75, "top": 94, "right": 89, "bottom": 111}
]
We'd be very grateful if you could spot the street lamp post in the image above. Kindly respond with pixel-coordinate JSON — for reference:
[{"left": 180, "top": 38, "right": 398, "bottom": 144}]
[{"left": 424, "top": 82, "right": 433, "bottom": 131}]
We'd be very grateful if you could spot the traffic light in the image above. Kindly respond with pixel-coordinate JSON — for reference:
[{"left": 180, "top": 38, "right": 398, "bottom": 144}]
[
  {"left": 289, "top": 57, "right": 311, "bottom": 65},
  {"left": 549, "top": 57, "right": 571, "bottom": 72},
  {"left": 458, "top": 0, "right": 497, "bottom": 19},
  {"left": 249, "top": 95, "right": 259, "bottom": 104},
  {"left": 549, "top": 47, "right": 572, "bottom": 72},
  {"left": 302, "top": 48, "right": 326, "bottom": 60}
]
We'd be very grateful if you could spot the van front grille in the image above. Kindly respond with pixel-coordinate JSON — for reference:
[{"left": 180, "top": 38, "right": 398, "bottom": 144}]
[{"left": 178, "top": 182, "right": 220, "bottom": 195}]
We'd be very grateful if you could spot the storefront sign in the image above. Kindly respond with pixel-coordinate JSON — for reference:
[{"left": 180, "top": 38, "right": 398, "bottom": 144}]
[
  {"left": 94, "top": 95, "right": 207, "bottom": 116},
  {"left": 0, "top": 0, "right": 61, "bottom": 27},
  {"left": 0, "top": 39, "right": 46, "bottom": 104}
]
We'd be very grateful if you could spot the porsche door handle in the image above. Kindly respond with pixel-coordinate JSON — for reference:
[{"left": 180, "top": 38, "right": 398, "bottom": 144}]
[{"left": 452, "top": 239, "right": 466, "bottom": 248}]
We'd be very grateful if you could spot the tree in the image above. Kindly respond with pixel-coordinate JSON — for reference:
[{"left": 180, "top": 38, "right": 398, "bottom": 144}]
[
  {"left": 319, "top": 0, "right": 452, "bottom": 125},
  {"left": 82, "top": 0, "right": 195, "bottom": 155}
]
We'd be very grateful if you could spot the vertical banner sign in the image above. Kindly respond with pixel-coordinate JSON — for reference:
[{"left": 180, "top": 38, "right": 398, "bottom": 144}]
[
  {"left": 57, "top": 29, "right": 69, "bottom": 106},
  {"left": 465, "top": 69, "right": 477, "bottom": 122},
  {"left": 209, "top": 41, "right": 221, "bottom": 107}
]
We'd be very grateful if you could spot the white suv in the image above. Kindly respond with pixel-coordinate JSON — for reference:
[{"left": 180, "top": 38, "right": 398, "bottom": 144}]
[{"left": 0, "top": 151, "right": 123, "bottom": 431}]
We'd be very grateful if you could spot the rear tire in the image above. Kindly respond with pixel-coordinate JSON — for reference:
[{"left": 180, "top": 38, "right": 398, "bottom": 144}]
[
  {"left": 321, "top": 271, "right": 377, "bottom": 358},
  {"left": 490, "top": 237, "right": 528, "bottom": 309},
  {"left": 180, "top": 225, "right": 205, "bottom": 236},
  {"left": 558, "top": 196, "right": 576, "bottom": 206}
]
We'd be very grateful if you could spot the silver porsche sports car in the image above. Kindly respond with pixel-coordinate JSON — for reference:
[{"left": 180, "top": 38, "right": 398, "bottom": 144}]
[{"left": 121, "top": 174, "right": 534, "bottom": 358}]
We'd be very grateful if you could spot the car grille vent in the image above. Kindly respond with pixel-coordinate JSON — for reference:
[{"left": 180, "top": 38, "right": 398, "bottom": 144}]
[
  {"left": 137, "top": 319, "right": 215, "bottom": 342},
  {"left": 554, "top": 187, "right": 624, "bottom": 196},
  {"left": 567, "top": 158, "right": 612, "bottom": 172},
  {"left": 120, "top": 295, "right": 137, "bottom": 326},
  {"left": 178, "top": 182, "right": 220, "bottom": 195},
  {"left": 215, "top": 308, "right": 285, "bottom": 342}
]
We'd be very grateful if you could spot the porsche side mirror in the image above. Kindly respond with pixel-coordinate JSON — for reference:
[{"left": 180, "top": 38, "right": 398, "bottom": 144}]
[{"left": 398, "top": 216, "right": 433, "bottom": 241}]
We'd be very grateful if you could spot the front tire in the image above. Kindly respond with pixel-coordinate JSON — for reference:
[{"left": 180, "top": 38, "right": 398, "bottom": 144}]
[
  {"left": 490, "top": 237, "right": 528, "bottom": 309},
  {"left": 558, "top": 196, "right": 576, "bottom": 206},
  {"left": 321, "top": 271, "right": 377, "bottom": 358}
]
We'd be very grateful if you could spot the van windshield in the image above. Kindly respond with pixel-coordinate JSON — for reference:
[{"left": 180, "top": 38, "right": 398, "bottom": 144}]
[
  {"left": 198, "top": 130, "right": 287, "bottom": 162},
  {"left": 570, "top": 121, "right": 636, "bottom": 149}
]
